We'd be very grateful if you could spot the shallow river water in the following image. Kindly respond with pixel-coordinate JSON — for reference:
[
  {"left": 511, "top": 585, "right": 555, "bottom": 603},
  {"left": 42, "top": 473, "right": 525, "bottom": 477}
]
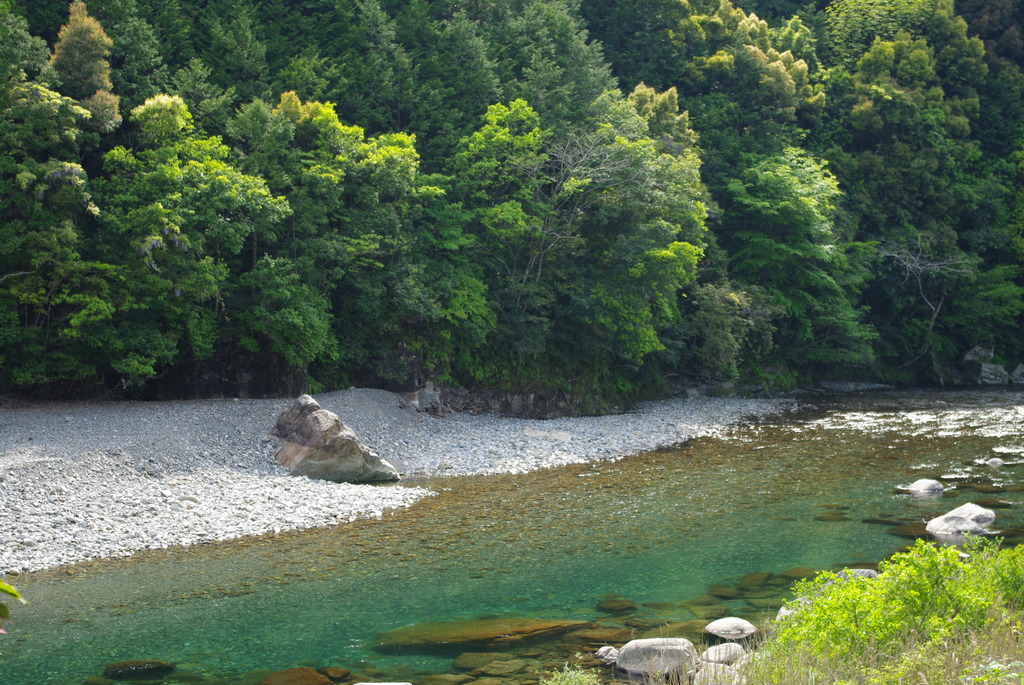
[{"left": 4, "top": 388, "right": 1024, "bottom": 684}]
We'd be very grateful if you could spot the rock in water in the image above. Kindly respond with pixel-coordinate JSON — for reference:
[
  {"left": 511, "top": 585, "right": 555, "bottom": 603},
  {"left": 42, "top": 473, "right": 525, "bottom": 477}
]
[
  {"left": 273, "top": 396, "right": 399, "bottom": 483},
  {"left": 704, "top": 617, "right": 757, "bottom": 640},
  {"left": 904, "top": 478, "right": 944, "bottom": 493},
  {"left": 255, "top": 668, "right": 333, "bottom": 685},
  {"left": 375, "top": 617, "right": 589, "bottom": 653},
  {"left": 925, "top": 502, "right": 997, "bottom": 539},
  {"left": 615, "top": 638, "right": 699, "bottom": 679},
  {"left": 595, "top": 597, "right": 637, "bottom": 614},
  {"left": 103, "top": 660, "right": 175, "bottom": 679}
]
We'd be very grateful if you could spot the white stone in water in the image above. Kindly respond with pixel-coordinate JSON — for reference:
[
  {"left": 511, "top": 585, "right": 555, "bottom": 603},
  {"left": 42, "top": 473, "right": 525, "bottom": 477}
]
[
  {"left": 926, "top": 502, "right": 996, "bottom": 538},
  {"left": 596, "top": 645, "right": 618, "bottom": 664},
  {"left": 986, "top": 458, "right": 1005, "bottom": 467},
  {"left": 905, "top": 478, "right": 944, "bottom": 492},
  {"left": 705, "top": 617, "right": 757, "bottom": 640},
  {"left": 942, "top": 502, "right": 996, "bottom": 525}
]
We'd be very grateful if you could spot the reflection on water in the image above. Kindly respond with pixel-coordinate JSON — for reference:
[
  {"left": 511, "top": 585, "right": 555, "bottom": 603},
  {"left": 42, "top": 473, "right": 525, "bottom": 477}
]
[{"left": 4, "top": 389, "right": 1024, "bottom": 684}]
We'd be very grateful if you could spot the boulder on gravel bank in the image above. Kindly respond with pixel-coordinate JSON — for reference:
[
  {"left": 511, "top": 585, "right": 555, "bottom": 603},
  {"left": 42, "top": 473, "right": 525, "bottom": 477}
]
[{"left": 273, "top": 395, "right": 400, "bottom": 483}]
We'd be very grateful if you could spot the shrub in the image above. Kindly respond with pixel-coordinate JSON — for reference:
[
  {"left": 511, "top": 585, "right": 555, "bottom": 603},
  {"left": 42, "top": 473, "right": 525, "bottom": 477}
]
[{"left": 748, "top": 538, "right": 1022, "bottom": 683}]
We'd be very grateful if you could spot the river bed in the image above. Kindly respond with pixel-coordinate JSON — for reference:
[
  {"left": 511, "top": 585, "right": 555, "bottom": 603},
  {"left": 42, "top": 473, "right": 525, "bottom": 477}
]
[{"left": 3, "top": 388, "right": 1023, "bottom": 684}]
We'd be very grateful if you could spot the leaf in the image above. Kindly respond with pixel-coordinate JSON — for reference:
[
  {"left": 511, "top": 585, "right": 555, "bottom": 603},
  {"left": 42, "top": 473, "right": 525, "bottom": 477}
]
[{"left": 0, "top": 581, "right": 24, "bottom": 603}]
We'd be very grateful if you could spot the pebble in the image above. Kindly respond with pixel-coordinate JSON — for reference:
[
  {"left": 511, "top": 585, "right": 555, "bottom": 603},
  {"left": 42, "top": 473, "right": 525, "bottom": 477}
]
[{"left": 0, "top": 389, "right": 788, "bottom": 575}]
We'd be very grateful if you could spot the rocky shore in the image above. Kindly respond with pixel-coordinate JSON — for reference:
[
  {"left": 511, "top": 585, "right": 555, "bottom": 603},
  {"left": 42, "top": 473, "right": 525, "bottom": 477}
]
[{"left": 0, "top": 389, "right": 790, "bottom": 575}]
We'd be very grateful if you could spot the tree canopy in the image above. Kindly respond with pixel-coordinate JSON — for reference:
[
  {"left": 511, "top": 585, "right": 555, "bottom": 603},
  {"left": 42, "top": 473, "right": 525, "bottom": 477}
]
[{"left": 3, "top": 0, "right": 1024, "bottom": 401}]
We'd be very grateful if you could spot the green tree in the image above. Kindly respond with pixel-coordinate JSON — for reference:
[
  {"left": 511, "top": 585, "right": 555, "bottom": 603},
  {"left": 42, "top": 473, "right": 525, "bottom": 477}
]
[
  {"left": 449, "top": 94, "right": 709, "bottom": 393},
  {"left": 90, "top": 94, "right": 292, "bottom": 387},
  {"left": 89, "top": 0, "right": 169, "bottom": 110},
  {"left": 826, "top": 0, "right": 939, "bottom": 65},
  {"left": 1, "top": 1, "right": 115, "bottom": 390},
  {"left": 49, "top": 0, "right": 114, "bottom": 100},
  {"left": 724, "top": 148, "right": 876, "bottom": 375}
]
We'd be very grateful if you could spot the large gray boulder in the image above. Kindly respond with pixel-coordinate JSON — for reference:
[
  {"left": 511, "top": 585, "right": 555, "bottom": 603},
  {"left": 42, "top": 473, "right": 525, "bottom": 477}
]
[
  {"left": 616, "top": 638, "right": 699, "bottom": 680},
  {"left": 962, "top": 360, "right": 1009, "bottom": 385},
  {"left": 925, "top": 502, "right": 996, "bottom": 538},
  {"left": 273, "top": 396, "right": 400, "bottom": 483},
  {"left": 1012, "top": 363, "right": 1024, "bottom": 385}
]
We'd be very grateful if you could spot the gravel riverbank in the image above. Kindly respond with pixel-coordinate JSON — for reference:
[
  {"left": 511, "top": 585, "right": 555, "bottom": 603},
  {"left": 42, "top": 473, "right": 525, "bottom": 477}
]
[{"left": 0, "top": 389, "right": 790, "bottom": 575}]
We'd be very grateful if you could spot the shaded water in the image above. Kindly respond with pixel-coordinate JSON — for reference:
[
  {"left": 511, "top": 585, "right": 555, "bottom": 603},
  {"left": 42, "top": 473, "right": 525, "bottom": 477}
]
[{"left": 4, "top": 389, "right": 1024, "bottom": 684}]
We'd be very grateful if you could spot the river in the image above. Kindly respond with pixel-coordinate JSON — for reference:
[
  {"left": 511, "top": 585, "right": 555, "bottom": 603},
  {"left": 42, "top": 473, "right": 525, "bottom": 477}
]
[{"left": 3, "top": 388, "right": 1023, "bottom": 684}]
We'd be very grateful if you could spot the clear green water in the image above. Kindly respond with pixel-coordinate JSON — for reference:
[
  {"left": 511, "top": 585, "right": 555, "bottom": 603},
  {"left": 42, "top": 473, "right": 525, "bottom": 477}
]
[{"left": 4, "top": 389, "right": 1024, "bottom": 684}]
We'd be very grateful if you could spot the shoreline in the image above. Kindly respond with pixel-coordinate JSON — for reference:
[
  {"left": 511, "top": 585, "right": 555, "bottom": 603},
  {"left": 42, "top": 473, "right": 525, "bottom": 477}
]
[{"left": 0, "top": 389, "right": 793, "bottom": 575}]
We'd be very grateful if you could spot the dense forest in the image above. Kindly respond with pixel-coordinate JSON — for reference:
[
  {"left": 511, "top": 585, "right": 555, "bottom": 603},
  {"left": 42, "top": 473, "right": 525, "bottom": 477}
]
[{"left": 2, "top": 0, "right": 1023, "bottom": 402}]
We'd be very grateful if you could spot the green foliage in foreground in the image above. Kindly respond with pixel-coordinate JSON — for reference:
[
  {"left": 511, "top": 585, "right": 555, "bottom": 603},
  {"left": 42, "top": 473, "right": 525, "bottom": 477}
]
[
  {"left": 539, "top": 664, "right": 601, "bottom": 685},
  {"left": 750, "top": 539, "right": 1024, "bottom": 684},
  {"left": 0, "top": 580, "right": 25, "bottom": 635}
]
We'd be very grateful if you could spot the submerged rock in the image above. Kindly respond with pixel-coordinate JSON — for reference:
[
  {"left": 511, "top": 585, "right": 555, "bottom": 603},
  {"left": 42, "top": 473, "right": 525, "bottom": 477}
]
[
  {"left": 103, "top": 660, "right": 175, "bottom": 680},
  {"left": 567, "top": 627, "right": 634, "bottom": 645},
  {"left": 375, "top": 617, "right": 588, "bottom": 653},
  {"left": 886, "top": 521, "right": 929, "bottom": 539},
  {"left": 254, "top": 668, "right": 333, "bottom": 685},
  {"left": 780, "top": 566, "right": 817, "bottom": 580},
  {"left": 707, "top": 584, "right": 741, "bottom": 599},
  {"left": 639, "top": 620, "right": 711, "bottom": 642},
  {"left": 615, "top": 638, "right": 699, "bottom": 679},
  {"left": 689, "top": 603, "right": 730, "bottom": 620},
  {"left": 452, "top": 652, "right": 513, "bottom": 670},
  {"left": 736, "top": 572, "right": 772, "bottom": 589},
  {"left": 595, "top": 597, "right": 637, "bottom": 614}
]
